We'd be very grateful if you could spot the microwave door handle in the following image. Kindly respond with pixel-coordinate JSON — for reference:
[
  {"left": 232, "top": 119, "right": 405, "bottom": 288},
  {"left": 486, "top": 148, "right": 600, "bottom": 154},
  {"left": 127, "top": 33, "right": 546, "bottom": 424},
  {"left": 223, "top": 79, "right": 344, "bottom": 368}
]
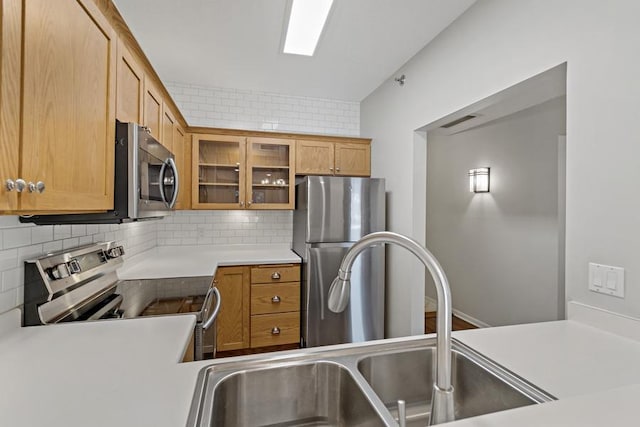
[
  {"left": 158, "top": 160, "right": 169, "bottom": 206},
  {"left": 166, "top": 157, "right": 179, "bottom": 209}
]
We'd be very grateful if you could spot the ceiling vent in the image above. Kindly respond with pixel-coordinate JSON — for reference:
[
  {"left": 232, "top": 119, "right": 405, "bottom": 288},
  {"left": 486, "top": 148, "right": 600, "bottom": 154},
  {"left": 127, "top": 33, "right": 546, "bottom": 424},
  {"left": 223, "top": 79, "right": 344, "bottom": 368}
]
[{"left": 440, "top": 115, "right": 477, "bottom": 129}]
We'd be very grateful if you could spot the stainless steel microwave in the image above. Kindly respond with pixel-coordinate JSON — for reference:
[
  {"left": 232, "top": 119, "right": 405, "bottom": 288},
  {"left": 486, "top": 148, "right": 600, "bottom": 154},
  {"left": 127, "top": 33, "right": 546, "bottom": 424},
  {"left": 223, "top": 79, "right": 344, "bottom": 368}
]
[{"left": 22, "top": 121, "right": 179, "bottom": 225}]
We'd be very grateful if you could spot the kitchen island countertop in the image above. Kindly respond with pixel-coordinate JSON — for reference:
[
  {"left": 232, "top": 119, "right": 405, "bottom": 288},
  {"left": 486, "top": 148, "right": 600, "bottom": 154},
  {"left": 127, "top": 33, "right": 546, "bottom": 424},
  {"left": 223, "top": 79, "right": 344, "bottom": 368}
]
[{"left": 3, "top": 310, "right": 640, "bottom": 426}]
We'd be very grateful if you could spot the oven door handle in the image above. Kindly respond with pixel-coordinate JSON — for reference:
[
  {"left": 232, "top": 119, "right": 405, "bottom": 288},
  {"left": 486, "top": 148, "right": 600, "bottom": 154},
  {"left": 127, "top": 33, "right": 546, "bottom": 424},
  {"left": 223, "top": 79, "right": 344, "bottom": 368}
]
[{"left": 202, "top": 286, "right": 221, "bottom": 331}]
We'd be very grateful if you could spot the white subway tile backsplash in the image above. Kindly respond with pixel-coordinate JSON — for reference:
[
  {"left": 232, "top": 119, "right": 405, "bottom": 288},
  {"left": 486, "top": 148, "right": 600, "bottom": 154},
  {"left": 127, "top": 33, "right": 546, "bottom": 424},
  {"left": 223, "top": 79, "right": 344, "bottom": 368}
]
[
  {"left": 0, "top": 217, "right": 160, "bottom": 315},
  {"left": 158, "top": 211, "right": 292, "bottom": 247},
  {"left": 3, "top": 227, "right": 32, "bottom": 249},
  {"left": 165, "top": 81, "right": 360, "bottom": 137}
]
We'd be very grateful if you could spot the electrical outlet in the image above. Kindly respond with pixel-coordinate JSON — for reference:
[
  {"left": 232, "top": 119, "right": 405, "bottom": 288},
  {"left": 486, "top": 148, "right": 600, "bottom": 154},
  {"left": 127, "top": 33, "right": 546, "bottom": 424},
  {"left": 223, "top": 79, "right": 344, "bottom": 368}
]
[{"left": 588, "top": 262, "right": 624, "bottom": 298}]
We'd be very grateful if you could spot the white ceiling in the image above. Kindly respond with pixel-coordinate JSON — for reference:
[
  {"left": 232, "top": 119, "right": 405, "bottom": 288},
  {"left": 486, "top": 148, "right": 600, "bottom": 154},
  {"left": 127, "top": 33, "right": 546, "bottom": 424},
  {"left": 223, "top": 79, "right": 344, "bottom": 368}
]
[{"left": 112, "top": 0, "right": 476, "bottom": 101}]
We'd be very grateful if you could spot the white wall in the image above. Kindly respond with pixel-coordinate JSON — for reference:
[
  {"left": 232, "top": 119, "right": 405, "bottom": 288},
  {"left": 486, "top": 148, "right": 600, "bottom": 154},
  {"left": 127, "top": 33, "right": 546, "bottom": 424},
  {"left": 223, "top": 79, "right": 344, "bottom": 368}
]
[
  {"left": 362, "top": 0, "right": 640, "bottom": 337},
  {"left": 166, "top": 81, "right": 360, "bottom": 136},
  {"left": 425, "top": 97, "right": 566, "bottom": 326}
]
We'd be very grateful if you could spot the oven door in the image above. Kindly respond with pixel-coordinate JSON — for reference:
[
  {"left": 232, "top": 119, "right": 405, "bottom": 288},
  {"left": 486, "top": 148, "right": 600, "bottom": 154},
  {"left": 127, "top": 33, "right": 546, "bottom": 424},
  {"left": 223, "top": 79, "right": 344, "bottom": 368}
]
[{"left": 135, "top": 127, "right": 179, "bottom": 218}]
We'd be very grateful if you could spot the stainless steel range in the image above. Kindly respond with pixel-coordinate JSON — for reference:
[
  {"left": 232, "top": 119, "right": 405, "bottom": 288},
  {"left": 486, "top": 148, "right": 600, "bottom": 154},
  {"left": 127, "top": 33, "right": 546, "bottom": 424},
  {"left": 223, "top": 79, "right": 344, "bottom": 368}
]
[{"left": 22, "top": 242, "right": 221, "bottom": 360}]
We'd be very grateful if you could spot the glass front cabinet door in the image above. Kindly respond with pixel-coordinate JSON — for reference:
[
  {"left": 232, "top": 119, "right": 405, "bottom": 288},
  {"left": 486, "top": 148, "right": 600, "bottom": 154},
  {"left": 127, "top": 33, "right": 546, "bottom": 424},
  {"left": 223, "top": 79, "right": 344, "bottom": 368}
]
[
  {"left": 192, "top": 135, "right": 295, "bottom": 210},
  {"left": 246, "top": 138, "right": 295, "bottom": 210},
  {"left": 192, "top": 135, "right": 246, "bottom": 209}
]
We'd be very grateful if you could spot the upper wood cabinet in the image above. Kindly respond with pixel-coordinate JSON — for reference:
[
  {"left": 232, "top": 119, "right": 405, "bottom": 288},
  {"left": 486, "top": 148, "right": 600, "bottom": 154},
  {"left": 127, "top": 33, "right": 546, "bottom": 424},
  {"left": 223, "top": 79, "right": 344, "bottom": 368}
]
[
  {"left": 334, "top": 142, "right": 371, "bottom": 176},
  {"left": 161, "top": 107, "right": 175, "bottom": 152},
  {"left": 143, "top": 80, "right": 162, "bottom": 142},
  {"left": 246, "top": 138, "right": 295, "bottom": 210},
  {"left": 192, "top": 134, "right": 246, "bottom": 209},
  {"left": 0, "top": 0, "right": 22, "bottom": 211},
  {"left": 174, "top": 126, "right": 191, "bottom": 210},
  {"left": 191, "top": 134, "right": 295, "bottom": 210},
  {"left": 295, "top": 140, "right": 334, "bottom": 175},
  {"left": 296, "top": 140, "right": 370, "bottom": 177},
  {"left": 0, "top": 0, "right": 117, "bottom": 212},
  {"left": 115, "top": 39, "right": 144, "bottom": 125}
]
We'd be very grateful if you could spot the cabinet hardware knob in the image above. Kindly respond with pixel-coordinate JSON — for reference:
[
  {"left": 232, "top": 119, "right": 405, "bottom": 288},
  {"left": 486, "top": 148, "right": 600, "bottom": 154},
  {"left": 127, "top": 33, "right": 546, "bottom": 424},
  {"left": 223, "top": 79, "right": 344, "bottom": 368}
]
[
  {"left": 240, "top": 201, "right": 244, "bottom": 207},
  {"left": 28, "top": 181, "right": 45, "bottom": 194},
  {"left": 271, "top": 327, "right": 281, "bottom": 335},
  {"left": 329, "top": 167, "right": 334, "bottom": 171},
  {"left": 5, "top": 179, "right": 15, "bottom": 192},
  {"left": 14, "top": 179, "right": 26, "bottom": 193},
  {"left": 247, "top": 201, "right": 252, "bottom": 206},
  {"left": 271, "top": 272, "right": 281, "bottom": 280},
  {"left": 271, "top": 295, "right": 281, "bottom": 303},
  {"left": 336, "top": 167, "right": 341, "bottom": 172}
]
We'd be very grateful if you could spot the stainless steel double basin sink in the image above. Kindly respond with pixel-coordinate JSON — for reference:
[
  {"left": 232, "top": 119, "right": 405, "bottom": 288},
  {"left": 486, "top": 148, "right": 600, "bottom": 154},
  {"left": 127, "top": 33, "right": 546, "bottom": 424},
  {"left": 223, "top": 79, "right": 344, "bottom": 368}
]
[{"left": 187, "top": 337, "right": 555, "bottom": 426}]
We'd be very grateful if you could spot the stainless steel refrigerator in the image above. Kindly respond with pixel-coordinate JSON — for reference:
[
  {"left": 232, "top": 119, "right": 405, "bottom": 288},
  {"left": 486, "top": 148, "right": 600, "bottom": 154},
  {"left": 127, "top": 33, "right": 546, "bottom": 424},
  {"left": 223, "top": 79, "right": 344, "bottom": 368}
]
[{"left": 293, "top": 176, "right": 385, "bottom": 347}]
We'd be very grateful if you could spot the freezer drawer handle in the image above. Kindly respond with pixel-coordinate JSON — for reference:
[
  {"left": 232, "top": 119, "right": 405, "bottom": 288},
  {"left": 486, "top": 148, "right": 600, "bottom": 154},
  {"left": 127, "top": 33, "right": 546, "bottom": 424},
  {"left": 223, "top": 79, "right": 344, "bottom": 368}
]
[
  {"left": 271, "top": 295, "right": 281, "bottom": 303},
  {"left": 271, "top": 327, "right": 281, "bottom": 335},
  {"left": 271, "top": 272, "right": 281, "bottom": 280}
]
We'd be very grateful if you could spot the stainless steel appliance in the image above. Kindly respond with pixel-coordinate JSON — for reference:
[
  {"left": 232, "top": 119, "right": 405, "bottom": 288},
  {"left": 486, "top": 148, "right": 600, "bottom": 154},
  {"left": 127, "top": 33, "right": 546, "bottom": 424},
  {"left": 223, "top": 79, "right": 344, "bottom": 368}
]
[
  {"left": 22, "top": 242, "right": 220, "bottom": 360},
  {"left": 21, "top": 121, "right": 179, "bottom": 225},
  {"left": 293, "top": 176, "right": 385, "bottom": 347}
]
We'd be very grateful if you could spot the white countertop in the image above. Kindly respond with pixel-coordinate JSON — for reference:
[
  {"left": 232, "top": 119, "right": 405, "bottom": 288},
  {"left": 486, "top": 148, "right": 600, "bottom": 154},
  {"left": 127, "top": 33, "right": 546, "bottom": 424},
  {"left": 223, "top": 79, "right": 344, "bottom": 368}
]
[
  {"left": 118, "top": 244, "right": 301, "bottom": 280},
  {"left": 0, "top": 310, "right": 201, "bottom": 427},
  {"left": 5, "top": 240, "right": 640, "bottom": 427},
  {"left": 2, "top": 316, "right": 640, "bottom": 426}
]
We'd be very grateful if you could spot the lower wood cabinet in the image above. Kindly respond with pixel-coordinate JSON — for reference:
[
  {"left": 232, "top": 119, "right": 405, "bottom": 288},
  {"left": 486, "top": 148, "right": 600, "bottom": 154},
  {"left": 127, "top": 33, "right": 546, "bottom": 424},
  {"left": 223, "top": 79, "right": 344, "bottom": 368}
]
[
  {"left": 215, "top": 264, "right": 300, "bottom": 353},
  {"left": 215, "top": 266, "right": 250, "bottom": 352}
]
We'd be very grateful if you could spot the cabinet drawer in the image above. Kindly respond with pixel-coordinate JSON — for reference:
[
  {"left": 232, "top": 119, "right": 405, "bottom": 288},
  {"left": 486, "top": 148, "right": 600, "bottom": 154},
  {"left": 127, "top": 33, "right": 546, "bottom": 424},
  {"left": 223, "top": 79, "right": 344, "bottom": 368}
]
[
  {"left": 250, "top": 312, "right": 300, "bottom": 348},
  {"left": 251, "top": 265, "right": 300, "bottom": 284},
  {"left": 251, "top": 282, "right": 300, "bottom": 315}
]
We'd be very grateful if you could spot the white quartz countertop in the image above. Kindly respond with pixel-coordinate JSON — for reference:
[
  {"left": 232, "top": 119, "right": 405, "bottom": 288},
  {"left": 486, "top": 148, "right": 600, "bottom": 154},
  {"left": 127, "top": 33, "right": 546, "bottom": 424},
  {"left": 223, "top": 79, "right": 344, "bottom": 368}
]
[
  {"left": 0, "top": 310, "right": 202, "bottom": 427},
  {"left": 118, "top": 244, "right": 301, "bottom": 280},
  {"left": 3, "top": 310, "right": 640, "bottom": 425}
]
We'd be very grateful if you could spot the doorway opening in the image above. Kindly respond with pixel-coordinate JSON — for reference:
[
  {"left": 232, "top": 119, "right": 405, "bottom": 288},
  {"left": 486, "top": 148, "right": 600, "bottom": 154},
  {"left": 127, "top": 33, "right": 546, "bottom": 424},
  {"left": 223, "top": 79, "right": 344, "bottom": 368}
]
[{"left": 419, "top": 63, "right": 567, "bottom": 330}]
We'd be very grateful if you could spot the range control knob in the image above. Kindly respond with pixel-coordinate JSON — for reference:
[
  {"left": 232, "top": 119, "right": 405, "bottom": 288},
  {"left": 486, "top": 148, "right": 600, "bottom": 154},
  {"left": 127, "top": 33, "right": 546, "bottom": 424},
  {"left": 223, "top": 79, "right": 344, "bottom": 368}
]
[
  {"left": 68, "top": 259, "right": 81, "bottom": 274},
  {"left": 107, "top": 246, "right": 125, "bottom": 258},
  {"left": 50, "top": 263, "right": 70, "bottom": 280}
]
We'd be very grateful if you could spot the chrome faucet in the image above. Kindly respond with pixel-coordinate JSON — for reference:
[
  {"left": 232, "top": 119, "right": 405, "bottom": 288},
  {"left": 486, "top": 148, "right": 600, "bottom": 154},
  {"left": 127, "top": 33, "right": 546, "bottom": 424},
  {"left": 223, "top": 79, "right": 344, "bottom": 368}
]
[{"left": 328, "top": 231, "right": 455, "bottom": 425}]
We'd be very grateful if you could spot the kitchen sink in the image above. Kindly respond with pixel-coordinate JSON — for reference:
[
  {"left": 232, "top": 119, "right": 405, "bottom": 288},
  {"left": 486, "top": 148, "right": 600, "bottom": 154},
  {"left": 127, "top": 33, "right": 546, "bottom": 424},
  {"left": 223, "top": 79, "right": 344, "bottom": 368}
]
[
  {"left": 187, "top": 337, "right": 554, "bottom": 427},
  {"left": 206, "top": 362, "right": 385, "bottom": 426},
  {"left": 357, "top": 346, "right": 550, "bottom": 426}
]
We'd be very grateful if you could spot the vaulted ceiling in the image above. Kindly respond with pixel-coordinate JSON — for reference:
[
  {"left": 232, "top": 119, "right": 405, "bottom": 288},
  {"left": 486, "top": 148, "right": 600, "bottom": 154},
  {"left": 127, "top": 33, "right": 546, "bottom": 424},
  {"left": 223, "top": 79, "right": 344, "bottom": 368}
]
[{"left": 113, "top": 0, "right": 476, "bottom": 101}]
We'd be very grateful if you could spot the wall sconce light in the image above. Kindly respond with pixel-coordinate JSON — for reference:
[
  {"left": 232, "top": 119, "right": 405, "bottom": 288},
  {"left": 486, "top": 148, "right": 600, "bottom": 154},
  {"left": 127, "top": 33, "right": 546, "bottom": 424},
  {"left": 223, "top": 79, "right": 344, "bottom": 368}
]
[{"left": 469, "top": 167, "right": 490, "bottom": 193}]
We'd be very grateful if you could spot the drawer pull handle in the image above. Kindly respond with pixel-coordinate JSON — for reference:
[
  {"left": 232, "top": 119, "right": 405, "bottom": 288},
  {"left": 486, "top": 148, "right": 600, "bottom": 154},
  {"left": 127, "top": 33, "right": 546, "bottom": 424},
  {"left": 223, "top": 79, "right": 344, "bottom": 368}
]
[
  {"left": 271, "top": 272, "right": 281, "bottom": 280},
  {"left": 271, "top": 327, "right": 281, "bottom": 335},
  {"left": 271, "top": 295, "right": 281, "bottom": 303}
]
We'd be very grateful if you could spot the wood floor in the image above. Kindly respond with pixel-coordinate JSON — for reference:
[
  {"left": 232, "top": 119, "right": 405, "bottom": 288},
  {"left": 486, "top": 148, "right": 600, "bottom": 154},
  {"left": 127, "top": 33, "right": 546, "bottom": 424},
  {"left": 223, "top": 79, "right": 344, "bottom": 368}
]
[{"left": 425, "top": 311, "right": 478, "bottom": 334}]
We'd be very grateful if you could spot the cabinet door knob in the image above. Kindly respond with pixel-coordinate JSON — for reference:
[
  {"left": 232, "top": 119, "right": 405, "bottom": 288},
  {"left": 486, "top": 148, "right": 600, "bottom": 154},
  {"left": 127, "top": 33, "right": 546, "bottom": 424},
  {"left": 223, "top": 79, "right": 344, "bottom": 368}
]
[
  {"left": 14, "top": 179, "right": 26, "bottom": 193},
  {"left": 336, "top": 167, "right": 341, "bottom": 172},
  {"left": 271, "top": 295, "right": 281, "bottom": 303},
  {"left": 28, "top": 181, "right": 45, "bottom": 194},
  {"left": 5, "top": 179, "right": 15, "bottom": 192},
  {"left": 239, "top": 201, "right": 244, "bottom": 207},
  {"left": 271, "top": 327, "right": 281, "bottom": 335},
  {"left": 329, "top": 167, "right": 334, "bottom": 172},
  {"left": 271, "top": 272, "right": 281, "bottom": 280}
]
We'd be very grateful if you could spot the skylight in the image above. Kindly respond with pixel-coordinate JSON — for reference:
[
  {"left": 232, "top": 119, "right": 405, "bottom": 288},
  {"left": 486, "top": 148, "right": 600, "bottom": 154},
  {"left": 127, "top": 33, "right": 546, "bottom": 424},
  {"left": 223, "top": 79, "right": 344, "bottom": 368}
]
[{"left": 283, "top": 0, "right": 334, "bottom": 56}]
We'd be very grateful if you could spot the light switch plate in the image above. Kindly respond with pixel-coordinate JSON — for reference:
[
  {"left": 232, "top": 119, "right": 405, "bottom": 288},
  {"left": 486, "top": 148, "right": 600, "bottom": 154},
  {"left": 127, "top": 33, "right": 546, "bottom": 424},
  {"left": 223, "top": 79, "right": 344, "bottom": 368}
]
[{"left": 588, "top": 262, "right": 624, "bottom": 298}]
